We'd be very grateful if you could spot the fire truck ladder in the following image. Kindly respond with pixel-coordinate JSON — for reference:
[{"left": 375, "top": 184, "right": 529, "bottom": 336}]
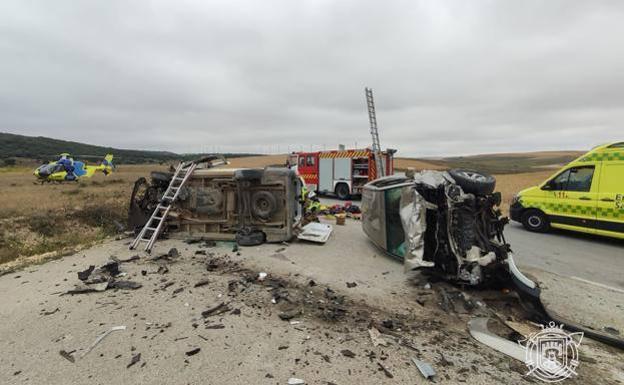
[
  {"left": 365, "top": 87, "right": 385, "bottom": 178},
  {"left": 129, "top": 161, "right": 197, "bottom": 253}
]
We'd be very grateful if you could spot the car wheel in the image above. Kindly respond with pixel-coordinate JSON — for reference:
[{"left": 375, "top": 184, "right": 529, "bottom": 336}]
[
  {"left": 521, "top": 209, "right": 550, "bottom": 233},
  {"left": 251, "top": 191, "right": 277, "bottom": 219},
  {"left": 335, "top": 183, "right": 350, "bottom": 200},
  {"left": 448, "top": 169, "right": 496, "bottom": 195}
]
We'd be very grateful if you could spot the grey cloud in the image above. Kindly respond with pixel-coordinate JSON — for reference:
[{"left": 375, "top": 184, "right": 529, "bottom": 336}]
[{"left": 1, "top": 0, "right": 623, "bottom": 156}]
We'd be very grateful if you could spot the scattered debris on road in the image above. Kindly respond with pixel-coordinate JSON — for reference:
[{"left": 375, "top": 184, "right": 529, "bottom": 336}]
[
  {"left": 411, "top": 357, "right": 436, "bottom": 380},
  {"left": 297, "top": 222, "right": 333, "bottom": 243},
  {"left": 185, "top": 348, "right": 201, "bottom": 356},
  {"left": 81, "top": 325, "right": 127, "bottom": 358},
  {"left": 127, "top": 353, "right": 141, "bottom": 368},
  {"left": 66, "top": 260, "right": 141, "bottom": 294}
]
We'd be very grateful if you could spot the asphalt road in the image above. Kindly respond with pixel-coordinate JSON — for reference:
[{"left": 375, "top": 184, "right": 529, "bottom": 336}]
[
  {"left": 320, "top": 196, "right": 624, "bottom": 291},
  {"left": 505, "top": 222, "right": 624, "bottom": 291}
]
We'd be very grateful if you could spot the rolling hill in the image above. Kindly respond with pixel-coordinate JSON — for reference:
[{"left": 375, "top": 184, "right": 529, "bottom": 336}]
[
  {"left": 395, "top": 150, "right": 584, "bottom": 174},
  {"left": 0, "top": 132, "right": 258, "bottom": 165}
]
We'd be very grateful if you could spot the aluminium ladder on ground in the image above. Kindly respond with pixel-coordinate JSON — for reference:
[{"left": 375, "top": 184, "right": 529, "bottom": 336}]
[
  {"left": 129, "top": 161, "right": 197, "bottom": 253},
  {"left": 365, "top": 87, "right": 385, "bottom": 178}
]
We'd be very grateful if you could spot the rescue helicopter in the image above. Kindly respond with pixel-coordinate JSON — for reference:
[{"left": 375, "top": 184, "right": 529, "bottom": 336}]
[{"left": 34, "top": 153, "right": 115, "bottom": 183}]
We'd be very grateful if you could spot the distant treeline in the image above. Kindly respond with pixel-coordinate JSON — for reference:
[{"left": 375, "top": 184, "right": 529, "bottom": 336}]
[{"left": 0, "top": 132, "right": 259, "bottom": 165}]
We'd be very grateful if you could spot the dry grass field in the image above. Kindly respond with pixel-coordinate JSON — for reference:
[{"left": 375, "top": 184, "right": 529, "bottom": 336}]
[
  {"left": 0, "top": 164, "right": 167, "bottom": 265},
  {"left": 396, "top": 150, "right": 581, "bottom": 174},
  {"left": 0, "top": 154, "right": 555, "bottom": 267}
]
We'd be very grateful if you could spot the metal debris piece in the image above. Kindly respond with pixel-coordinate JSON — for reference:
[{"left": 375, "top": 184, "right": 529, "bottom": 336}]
[
  {"left": 258, "top": 272, "right": 268, "bottom": 281},
  {"left": 59, "top": 349, "right": 75, "bottom": 363},
  {"left": 65, "top": 281, "right": 109, "bottom": 294},
  {"left": 201, "top": 302, "right": 230, "bottom": 318},
  {"left": 118, "top": 255, "right": 140, "bottom": 263},
  {"left": 109, "top": 280, "right": 142, "bottom": 290},
  {"left": 297, "top": 223, "right": 333, "bottom": 244},
  {"left": 194, "top": 279, "right": 210, "bottom": 288},
  {"left": 468, "top": 317, "right": 525, "bottom": 361},
  {"left": 377, "top": 362, "right": 394, "bottom": 378},
  {"left": 287, "top": 378, "right": 305, "bottom": 385},
  {"left": 100, "top": 260, "right": 121, "bottom": 277},
  {"left": 127, "top": 353, "right": 141, "bottom": 368},
  {"left": 185, "top": 347, "right": 201, "bottom": 356},
  {"left": 368, "top": 327, "right": 389, "bottom": 347},
  {"left": 278, "top": 309, "right": 301, "bottom": 321},
  {"left": 81, "top": 325, "right": 127, "bottom": 358},
  {"left": 411, "top": 357, "right": 436, "bottom": 379},
  {"left": 77, "top": 265, "right": 95, "bottom": 281}
]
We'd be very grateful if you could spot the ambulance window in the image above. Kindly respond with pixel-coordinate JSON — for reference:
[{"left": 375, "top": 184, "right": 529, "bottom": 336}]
[
  {"left": 549, "top": 166, "right": 595, "bottom": 192},
  {"left": 567, "top": 166, "right": 594, "bottom": 192},
  {"left": 299, "top": 157, "right": 306, "bottom": 167},
  {"left": 306, "top": 156, "right": 315, "bottom": 166},
  {"left": 550, "top": 170, "right": 571, "bottom": 191}
]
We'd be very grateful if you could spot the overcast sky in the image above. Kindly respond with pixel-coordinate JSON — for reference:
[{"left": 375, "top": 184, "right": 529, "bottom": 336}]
[{"left": 1, "top": 1, "right": 623, "bottom": 157}]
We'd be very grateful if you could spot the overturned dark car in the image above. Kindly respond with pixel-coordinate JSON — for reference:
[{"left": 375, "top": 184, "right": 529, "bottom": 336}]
[{"left": 361, "top": 169, "right": 537, "bottom": 291}]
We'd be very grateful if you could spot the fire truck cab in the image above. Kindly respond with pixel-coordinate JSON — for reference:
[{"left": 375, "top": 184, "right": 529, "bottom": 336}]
[{"left": 289, "top": 148, "right": 396, "bottom": 199}]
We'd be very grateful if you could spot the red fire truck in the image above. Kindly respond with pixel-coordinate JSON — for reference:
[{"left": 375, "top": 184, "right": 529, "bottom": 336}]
[{"left": 288, "top": 148, "right": 396, "bottom": 199}]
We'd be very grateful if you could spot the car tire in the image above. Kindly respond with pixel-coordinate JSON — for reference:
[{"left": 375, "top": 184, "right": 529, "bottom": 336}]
[
  {"left": 448, "top": 169, "right": 496, "bottom": 195},
  {"left": 251, "top": 191, "right": 277, "bottom": 219},
  {"left": 335, "top": 183, "right": 350, "bottom": 200},
  {"left": 521, "top": 209, "right": 550, "bottom": 233},
  {"left": 236, "top": 230, "right": 266, "bottom": 246}
]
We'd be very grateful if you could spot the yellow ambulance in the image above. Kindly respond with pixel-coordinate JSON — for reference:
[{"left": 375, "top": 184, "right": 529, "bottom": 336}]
[{"left": 510, "top": 142, "right": 624, "bottom": 239}]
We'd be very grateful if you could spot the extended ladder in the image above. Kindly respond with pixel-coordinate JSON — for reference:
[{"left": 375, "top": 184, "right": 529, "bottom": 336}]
[
  {"left": 365, "top": 87, "right": 385, "bottom": 178},
  {"left": 129, "top": 161, "right": 197, "bottom": 253}
]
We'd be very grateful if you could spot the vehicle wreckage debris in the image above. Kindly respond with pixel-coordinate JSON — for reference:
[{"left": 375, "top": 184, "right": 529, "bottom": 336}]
[
  {"left": 377, "top": 362, "right": 394, "bottom": 378},
  {"left": 77, "top": 265, "right": 95, "bottom": 281},
  {"left": 66, "top": 260, "right": 141, "bottom": 294},
  {"left": 201, "top": 302, "right": 231, "bottom": 318},
  {"left": 411, "top": 357, "right": 436, "bottom": 380},
  {"left": 468, "top": 317, "right": 525, "bottom": 362},
  {"left": 193, "top": 279, "right": 210, "bottom": 288},
  {"left": 42, "top": 307, "right": 60, "bottom": 316},
  {"left": 127, "top": 353, "right": 141, "bottom": 368},
  {"left": 81, "top": 325, "right": 127, "bottom": 358},
  {"left": 185, "top": 347, "right": 201, "bottom": 356},
  {"left": 59, "top": 349, "right": 76, "bottom": 363}
]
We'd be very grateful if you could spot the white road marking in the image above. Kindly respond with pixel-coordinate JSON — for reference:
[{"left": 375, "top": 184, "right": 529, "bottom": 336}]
[{"left": 570, "top": 276, "right": 624, "bottom": 294}]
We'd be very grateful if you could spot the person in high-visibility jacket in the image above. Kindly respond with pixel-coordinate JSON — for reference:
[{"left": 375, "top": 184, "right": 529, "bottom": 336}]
[{"left": 299, "top": 178, "right": 322, "bottom": 214}]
